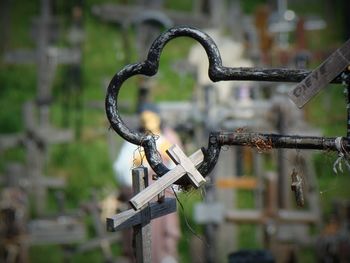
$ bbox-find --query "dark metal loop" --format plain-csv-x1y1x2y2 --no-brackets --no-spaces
105,26,223,147
105,26,226,180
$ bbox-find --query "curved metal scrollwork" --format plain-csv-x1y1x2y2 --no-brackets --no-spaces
106,26,349,186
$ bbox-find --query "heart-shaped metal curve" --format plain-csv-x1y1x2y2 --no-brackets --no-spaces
105,26,224,184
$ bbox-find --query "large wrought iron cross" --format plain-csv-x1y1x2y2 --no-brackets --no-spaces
105,26,350,192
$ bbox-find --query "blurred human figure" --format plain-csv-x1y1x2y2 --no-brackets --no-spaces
113,104,181,263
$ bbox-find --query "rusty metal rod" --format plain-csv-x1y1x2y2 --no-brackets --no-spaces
211,67,344,84
218,132,350,151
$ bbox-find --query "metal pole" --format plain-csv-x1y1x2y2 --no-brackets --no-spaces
218,132,349,151
211,67,344,83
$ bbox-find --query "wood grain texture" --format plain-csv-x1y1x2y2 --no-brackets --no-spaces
289,38,350,108
130,146,204,210
107,198,176,231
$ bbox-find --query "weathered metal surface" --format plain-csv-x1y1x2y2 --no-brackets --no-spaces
105,26,350,186
217,132,350,151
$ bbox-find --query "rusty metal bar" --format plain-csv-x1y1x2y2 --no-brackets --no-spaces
217,132,350,151
212,67,344,84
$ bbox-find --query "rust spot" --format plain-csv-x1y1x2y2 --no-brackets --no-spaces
251,136,273,152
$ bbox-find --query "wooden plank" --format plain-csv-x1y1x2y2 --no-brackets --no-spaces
132,167,151,263
87,192,113,261
225,209,318,224
47,47,81,65
0,133,24,152
289,38,350,108
36,127,73,144
27,218,86,245
194,202,224,224
36,176,65,188
216,177,257,189
76,233,121,252
214,147,237,262
166,144,206,187
3,49,36,64
225,210,262,224
129,146,204,210
107,198,176,232
107,167,179,263
278,210,318,224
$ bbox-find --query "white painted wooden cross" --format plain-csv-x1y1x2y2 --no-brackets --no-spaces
129,144,206,210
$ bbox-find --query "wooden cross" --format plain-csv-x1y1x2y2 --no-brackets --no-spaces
0,100,73,216
194,172,319,261
107,167,177,263
129,144,205,210
3,0,81,125
78,191,117,262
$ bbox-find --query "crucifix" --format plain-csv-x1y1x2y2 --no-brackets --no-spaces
1,0,79,215
107,166,177,263
78,191,118,263
22,101,72,215
0,100,73,215
129,144,205,210
3,0,81,126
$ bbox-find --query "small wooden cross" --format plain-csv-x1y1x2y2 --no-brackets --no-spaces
129,144,206,210
107,167,177,263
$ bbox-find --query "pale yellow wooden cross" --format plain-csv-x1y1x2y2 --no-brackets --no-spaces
130,144,206,210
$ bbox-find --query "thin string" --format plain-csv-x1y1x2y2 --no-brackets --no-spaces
333,137,350,174
132,145,145,168
319,151,340,195
171,186,210,248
